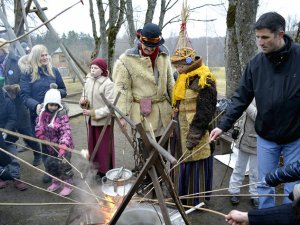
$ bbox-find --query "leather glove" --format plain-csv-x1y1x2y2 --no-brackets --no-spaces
289,183,300,201
0,168,14,180
264,172,280,187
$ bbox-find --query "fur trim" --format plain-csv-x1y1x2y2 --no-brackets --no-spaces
186,80,217,149
18,55,32,74
3,84,20,100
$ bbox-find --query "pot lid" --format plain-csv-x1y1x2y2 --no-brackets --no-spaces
106,167,132,182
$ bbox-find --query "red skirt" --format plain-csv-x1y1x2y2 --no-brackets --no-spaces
88,123,115,174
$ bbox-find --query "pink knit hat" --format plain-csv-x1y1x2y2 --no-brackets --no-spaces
91,58,108,76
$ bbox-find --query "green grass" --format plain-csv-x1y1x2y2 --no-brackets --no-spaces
211,67,226,97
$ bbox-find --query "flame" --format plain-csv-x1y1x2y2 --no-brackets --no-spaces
98,195,123,223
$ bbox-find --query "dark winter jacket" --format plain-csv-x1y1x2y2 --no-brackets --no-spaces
248,202,299,225
218,35,300,144
265,160,300,187
2,53,31,129
19,56,67,113
0,88,17,142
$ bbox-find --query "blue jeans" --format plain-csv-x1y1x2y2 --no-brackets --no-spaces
257,136,300,208
6,144,20,179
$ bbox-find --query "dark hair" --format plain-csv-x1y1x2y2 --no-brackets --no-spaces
255,12,285,33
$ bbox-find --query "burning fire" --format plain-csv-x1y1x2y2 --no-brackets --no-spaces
98,195,123,223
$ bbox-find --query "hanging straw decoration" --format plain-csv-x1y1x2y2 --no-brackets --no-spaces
171,0,195,63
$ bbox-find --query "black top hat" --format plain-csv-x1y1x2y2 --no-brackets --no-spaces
140,23,165,47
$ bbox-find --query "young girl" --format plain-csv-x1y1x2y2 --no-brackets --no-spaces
79,58,115,179
35,83,74,196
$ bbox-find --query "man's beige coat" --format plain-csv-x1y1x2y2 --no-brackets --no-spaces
112,45,174,133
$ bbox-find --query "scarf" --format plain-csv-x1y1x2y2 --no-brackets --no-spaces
172,63,216,106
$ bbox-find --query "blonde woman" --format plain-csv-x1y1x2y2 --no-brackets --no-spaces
19,44,67,183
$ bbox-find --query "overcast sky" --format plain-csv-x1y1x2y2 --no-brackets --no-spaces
35,0,300,38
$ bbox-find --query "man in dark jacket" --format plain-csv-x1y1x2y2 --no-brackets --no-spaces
0,38,41,166
225,160,300,225
210,12,300,209
0,81,27,190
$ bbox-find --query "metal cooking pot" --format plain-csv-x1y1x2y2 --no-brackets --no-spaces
101,167,133,196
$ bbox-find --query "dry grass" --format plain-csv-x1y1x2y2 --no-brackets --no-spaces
211,67,226,97
63,77,83,94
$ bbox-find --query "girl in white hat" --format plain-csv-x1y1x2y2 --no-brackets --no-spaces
35,83,74,196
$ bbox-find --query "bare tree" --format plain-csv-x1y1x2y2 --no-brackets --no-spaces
145,0,157,24
224,0,258,98
89,0,125,71
125,0,135,46
295,22,300,43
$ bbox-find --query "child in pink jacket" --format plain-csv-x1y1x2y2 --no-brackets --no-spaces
35,83,74,196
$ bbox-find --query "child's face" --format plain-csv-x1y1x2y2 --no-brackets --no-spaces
90,65,103,77
47,103,59,112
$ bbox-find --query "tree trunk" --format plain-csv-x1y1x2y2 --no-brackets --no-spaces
235,0,258,73
107,0,125,72
224,0,258,98
97,0,108,60
126,0,135,47
295,22,300,43
14,0,24,37
145,0,157,24
158,0,166,29
89,0,101,59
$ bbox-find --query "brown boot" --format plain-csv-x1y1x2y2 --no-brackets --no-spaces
0,179,8,189
14,180,28,191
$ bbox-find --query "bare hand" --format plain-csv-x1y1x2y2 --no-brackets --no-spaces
120,118,127,129
209,127,223,142
225,210,249,225
36,104,42,115
82,109,91,116
79,97,89,109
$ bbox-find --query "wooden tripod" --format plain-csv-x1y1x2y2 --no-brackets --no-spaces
100,94,191,225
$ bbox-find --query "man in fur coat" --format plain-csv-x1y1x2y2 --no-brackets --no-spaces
112,23,174,143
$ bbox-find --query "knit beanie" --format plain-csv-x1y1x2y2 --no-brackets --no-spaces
91,58,108,76
39,83,63,128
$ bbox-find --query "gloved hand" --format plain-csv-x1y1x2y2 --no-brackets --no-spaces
58,144,67,158
289,183,300,201
2,132,7,140
264,172,280,187
0,168,14,181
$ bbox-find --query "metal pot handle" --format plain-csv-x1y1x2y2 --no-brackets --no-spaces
101,176,107,185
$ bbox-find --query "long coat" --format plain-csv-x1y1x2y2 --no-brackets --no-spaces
112,44,174,134
80,74,115,126
3,53,31,129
